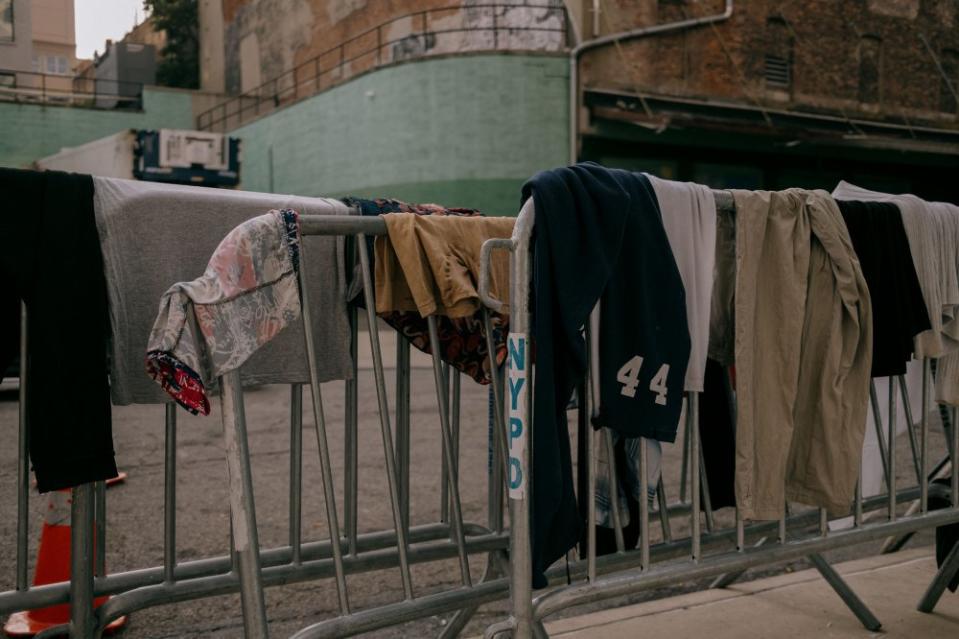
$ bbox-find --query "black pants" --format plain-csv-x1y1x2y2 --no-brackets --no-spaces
0,168,117,492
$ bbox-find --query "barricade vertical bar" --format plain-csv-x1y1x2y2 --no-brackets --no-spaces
690,393,701,562
297,251,352,613
656,478,672,543
855,471,863,528
921,359,930,513
603,429,626,553
586,311,598,581
889,377,898,521
819,509,828,537
345,303,359,556
453,371,462,512
164,403,177,581
508,200,534,639
869,382,891,490
16,302,28,592
290,384,303,565
639,437,650,570
356,235,414,600
482,309,507,530
220,371,269,638
898,375,923,483
952,405,958,507
396,338,411,536
698,443,715,533
70,484,96,639
427,316,473,587
680,416,690,504
483,308,509,532
95,481,106,577
441,364,451,524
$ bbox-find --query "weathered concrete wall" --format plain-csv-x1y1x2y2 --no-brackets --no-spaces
0,87,195,167
216,0,567,95
576,0,959,126
231,53,568,215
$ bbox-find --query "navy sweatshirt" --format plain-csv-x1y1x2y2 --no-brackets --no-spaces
523,163,689,587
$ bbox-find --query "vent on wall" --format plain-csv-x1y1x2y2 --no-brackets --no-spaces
764,55,791,88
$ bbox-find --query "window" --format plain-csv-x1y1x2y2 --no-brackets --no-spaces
859,35,882,104
941,49,958,114
765,17,793,90
44,56,69,75
0,0,13,42
31,56,39,72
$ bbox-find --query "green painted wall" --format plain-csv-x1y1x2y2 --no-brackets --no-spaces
233,54,569,215
0,88,194,168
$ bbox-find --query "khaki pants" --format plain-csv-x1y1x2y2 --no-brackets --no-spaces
731,189,872,520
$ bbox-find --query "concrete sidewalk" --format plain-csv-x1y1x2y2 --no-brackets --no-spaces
542,548,959,638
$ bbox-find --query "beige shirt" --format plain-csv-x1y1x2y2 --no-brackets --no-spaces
375,213,514,318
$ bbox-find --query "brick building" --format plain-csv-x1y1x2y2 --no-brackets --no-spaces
571,0,959,201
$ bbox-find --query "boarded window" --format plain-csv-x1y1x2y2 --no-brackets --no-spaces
859,35,882,104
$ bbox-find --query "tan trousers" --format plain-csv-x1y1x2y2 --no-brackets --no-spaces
731,190,872,520
375,213,514,318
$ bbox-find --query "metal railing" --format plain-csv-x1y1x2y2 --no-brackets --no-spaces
482,194,959,638
1,206,512,638
195,2,570,133
4,188,959,638
0,69,145,110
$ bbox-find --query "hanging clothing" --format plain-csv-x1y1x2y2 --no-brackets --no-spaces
833,181,959,404
836,200,930,377
375,213,513,317
146,210,303,416
646,175,717,392
729,189,872,520
345,197,509,385
94,177,352,405
595,175,718,533
523,162,689,587
0,168,118,492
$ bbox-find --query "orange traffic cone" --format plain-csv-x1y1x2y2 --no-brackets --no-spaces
3,490,127,637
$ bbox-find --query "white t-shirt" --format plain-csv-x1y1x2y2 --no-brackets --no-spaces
647,174,717,393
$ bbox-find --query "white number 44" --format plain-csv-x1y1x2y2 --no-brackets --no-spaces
616,355,669,405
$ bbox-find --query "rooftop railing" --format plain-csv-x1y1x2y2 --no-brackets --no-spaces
196,2,570,133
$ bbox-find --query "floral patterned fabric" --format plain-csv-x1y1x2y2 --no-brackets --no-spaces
343,197,508,384
146,209,302,415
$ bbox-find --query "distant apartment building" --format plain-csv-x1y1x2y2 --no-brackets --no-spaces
0,0,34,79
29,0,75,76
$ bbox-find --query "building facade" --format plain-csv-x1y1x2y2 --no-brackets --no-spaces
197,0,571,213
570,0,959,201
0,0,33,76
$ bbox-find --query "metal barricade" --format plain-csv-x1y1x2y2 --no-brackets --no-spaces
5,195,959,638
482,195,959,638
1,212,514,638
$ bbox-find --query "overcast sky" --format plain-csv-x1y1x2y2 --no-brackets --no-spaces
74,0,147,59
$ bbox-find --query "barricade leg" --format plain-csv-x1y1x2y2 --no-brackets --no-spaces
917,540,959,612
807,553,881,630
219,371,269,638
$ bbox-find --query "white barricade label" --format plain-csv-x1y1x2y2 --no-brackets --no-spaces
507,332,528,499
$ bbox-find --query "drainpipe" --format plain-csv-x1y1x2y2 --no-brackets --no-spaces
568,0,735,163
